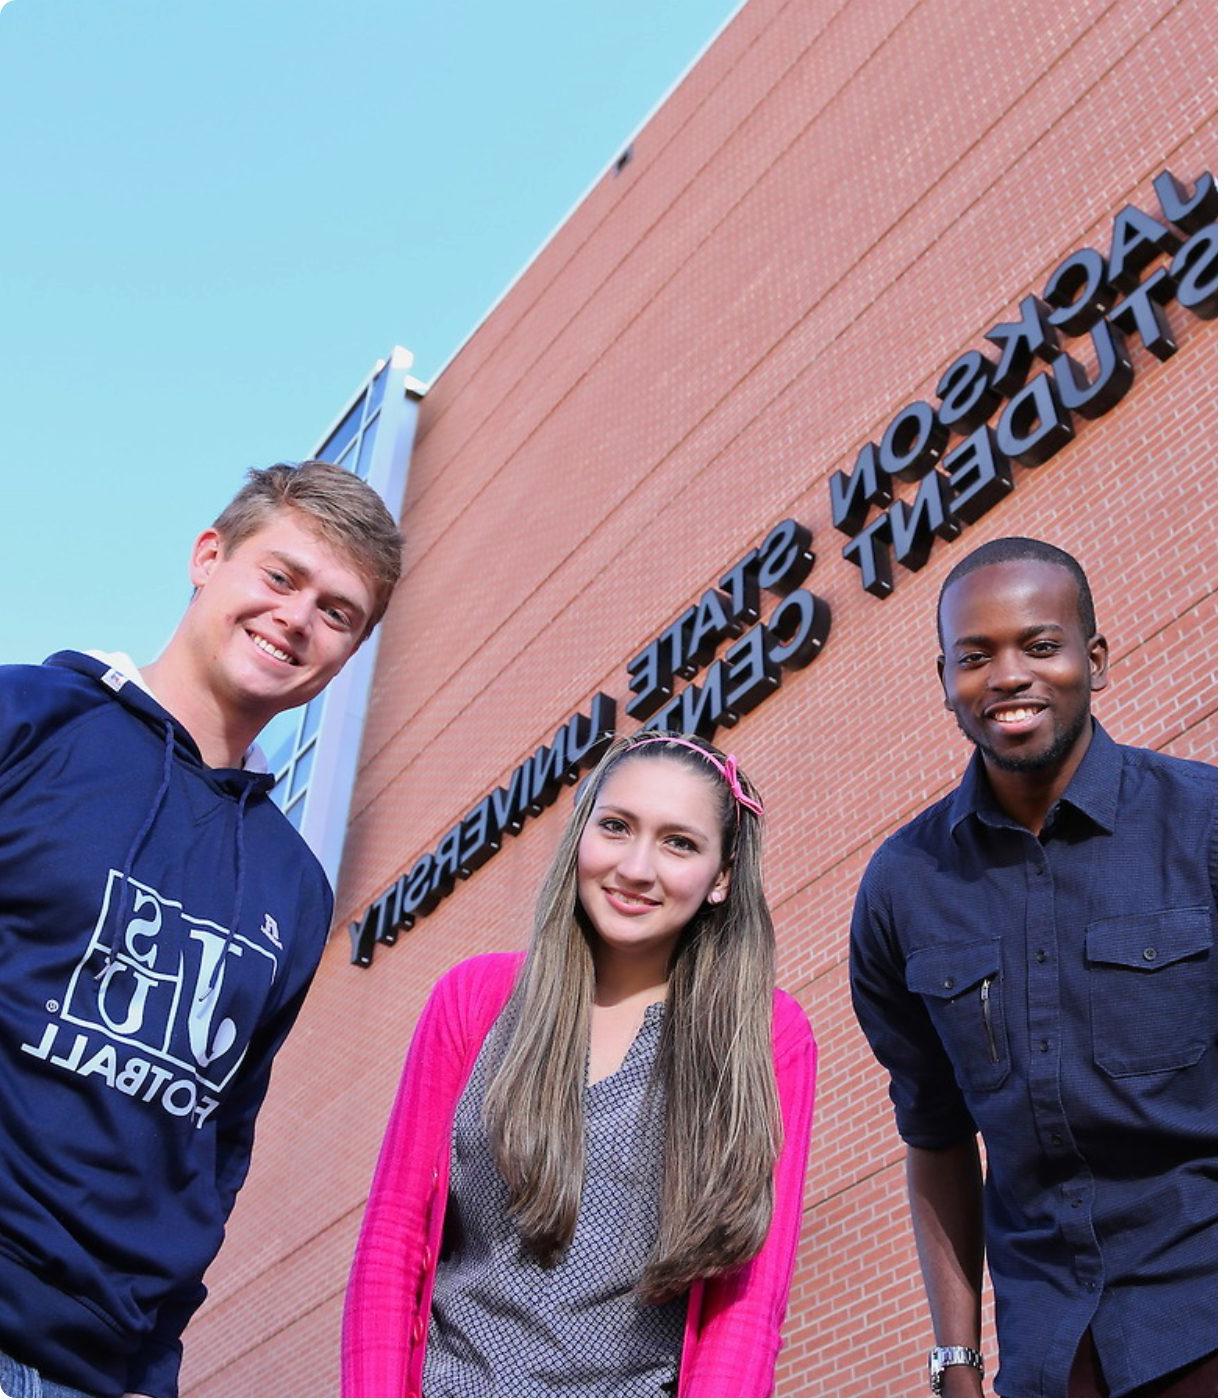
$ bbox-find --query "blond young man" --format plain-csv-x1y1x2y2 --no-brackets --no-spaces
0,462,402,1398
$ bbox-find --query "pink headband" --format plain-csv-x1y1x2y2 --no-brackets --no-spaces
629,735,765,816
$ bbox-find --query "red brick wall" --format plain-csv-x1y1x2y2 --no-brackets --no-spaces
182,0,1216,1393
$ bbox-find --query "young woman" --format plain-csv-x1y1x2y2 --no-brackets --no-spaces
343,731,817,1398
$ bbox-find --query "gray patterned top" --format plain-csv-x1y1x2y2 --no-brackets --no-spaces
422,1001,688,1397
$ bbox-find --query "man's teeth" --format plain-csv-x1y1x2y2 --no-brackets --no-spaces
252,635,294,663
994,707,1041,722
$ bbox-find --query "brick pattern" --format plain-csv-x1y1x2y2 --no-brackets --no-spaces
181,0,1217,1393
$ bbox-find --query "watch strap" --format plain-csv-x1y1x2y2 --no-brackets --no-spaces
929,1345,984,1395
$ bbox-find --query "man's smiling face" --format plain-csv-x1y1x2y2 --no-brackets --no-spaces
183,507,374,728
937,558,1108,779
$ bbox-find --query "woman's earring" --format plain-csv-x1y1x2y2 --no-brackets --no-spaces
707,891,724,905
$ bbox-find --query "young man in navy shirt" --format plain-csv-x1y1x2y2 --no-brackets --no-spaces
850,537,1216,1398
0,461,402,1397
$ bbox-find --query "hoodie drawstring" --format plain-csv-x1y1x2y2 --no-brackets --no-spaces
97,720,175,979
202,783,252,1001
97,716,259,1004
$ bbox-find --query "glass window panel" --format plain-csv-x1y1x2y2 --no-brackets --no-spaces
368,361,389,414
318,395,364,464
355,420,378,480
320,431,356,466
301,690,326,744
284,794,305,831
290,739,316,803
270,772,288,809
259,708,301,777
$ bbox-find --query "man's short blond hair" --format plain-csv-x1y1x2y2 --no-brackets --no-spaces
213,461,404,639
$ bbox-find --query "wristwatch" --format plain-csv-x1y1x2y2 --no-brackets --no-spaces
928,1346,984,1395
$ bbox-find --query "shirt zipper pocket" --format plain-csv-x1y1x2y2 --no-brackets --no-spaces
980,976,999,1063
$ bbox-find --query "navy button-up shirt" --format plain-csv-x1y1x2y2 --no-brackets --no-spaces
850,723,1216,1397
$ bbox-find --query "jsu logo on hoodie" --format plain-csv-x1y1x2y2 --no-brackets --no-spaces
22,872,281,1124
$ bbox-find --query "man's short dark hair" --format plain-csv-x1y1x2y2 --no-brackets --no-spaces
937,537,1096,646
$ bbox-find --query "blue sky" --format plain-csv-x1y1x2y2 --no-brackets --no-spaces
1,0,741,669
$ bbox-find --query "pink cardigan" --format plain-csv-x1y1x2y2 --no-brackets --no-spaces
342,953,817,1398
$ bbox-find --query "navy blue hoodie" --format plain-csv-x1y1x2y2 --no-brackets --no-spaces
0,652,333,1396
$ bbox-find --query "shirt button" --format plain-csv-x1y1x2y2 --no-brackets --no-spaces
1051,1133,1063,1146
1039,1039,1051,1053
944,977,955,989
1036,949,1048,963
422,1246,434,1269
1143,947,1158,962
1071,1199,1083,1208
412,1317,425,1344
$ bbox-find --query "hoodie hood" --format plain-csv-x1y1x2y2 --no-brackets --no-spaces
83,649,271,774
48,650,275,799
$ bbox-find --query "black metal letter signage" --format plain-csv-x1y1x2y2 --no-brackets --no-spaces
354,170,1218,968
833,170,1217,595
830,441,892,536
638,520,829,739
350,693,616,966
1169,223,1218,318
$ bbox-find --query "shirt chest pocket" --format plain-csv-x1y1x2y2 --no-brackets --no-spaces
1085,907,1215,1077
905,939,1010,1092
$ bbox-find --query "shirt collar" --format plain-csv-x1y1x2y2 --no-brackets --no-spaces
948,719,1122,835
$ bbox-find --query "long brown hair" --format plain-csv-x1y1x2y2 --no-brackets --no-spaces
483,731,781,1300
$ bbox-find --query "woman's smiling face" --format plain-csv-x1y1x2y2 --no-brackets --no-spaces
576,755,729,966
